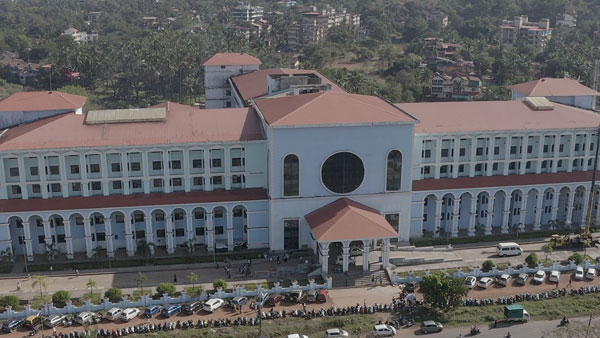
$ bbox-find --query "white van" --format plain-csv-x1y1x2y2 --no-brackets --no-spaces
75,312,94,325
106,308,123,322
496,243,522,257
121,308,140,322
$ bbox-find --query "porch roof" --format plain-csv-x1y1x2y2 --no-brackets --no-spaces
305,198,398,242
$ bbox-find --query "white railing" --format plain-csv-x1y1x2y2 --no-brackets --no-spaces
0,277,333,320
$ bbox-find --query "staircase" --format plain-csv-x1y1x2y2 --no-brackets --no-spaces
331,263,390,288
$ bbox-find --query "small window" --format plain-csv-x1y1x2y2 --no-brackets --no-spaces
509,162,516,170
226,101,232,108
89,163,100,173
193,177,204,186
458,164,464,173
135,230,146,239
30,167,39,176
153,179,163,188
170,160,181,170
423,149,431,158
440,165,448,173
155,213,165,221
57,234,66,243
131,180,142,189
192,159,203,169
459,148,465,157
475,164,482,171
194,211,205,220
130,162,141,171
493,163,499,170
527,145,533,154
171,178,182,187
115,215,125,223
232,175,244,184
510,146,517,154
559,144,564,152
175,228,185,237
220,65,226,69
32,184,41,193
195,227,205,236
441,149,449,157
215,226,224,235
72,183,81,191
211,176,223,185
111,163,121,172
225,89,231,96
152,161,162,170
231,157,243,167
526,161,531,169
214,209,224,218
90,181,101,191
174,211,184,221
134,213,144,222
49,165,59,175
11,185,21,195
50,183,61,192
476,147,483,156
494,146,500,155
70,165,80,174
9,168,19,177
423,166,431,174
112,181,122,190
38,235,45,244
96,233,106,241
211,158,222,168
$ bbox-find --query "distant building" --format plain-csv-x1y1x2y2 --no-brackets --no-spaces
233,3,264,23
286,6,360,51
0,54,39,85
86,11,102,22
425,11,449,28
500,15,552,50
61,28,99,44
430,72,482,99
556,13,576,28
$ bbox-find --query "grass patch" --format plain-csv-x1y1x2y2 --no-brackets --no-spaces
240,282,269,291
496,262,510,270
412,229,569,247
184,287,203,297
29,296,51,310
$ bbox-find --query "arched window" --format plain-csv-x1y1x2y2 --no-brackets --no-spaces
386,150,402,191
283,154,299,197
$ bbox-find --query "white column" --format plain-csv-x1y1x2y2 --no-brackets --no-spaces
594,190,600,226
487,136,495,176
382,238,391,268
83,218,93,258
121,153,130,195
362,240,371,272
125,216,135,257
452,138,460,178
183,149,191,192
165,214,174,254
38,156,49,199
534,192,544,231
583,133,591,171
551,190,560,223
468,197,477,236
63,220,74,259
469,137,477,177
536,136,544,174
206,212,214,251
434,138,441,179
501,195,511,233
567,134,576,172
79,153,89,197
23,222,33,261
162,151,171,193
565,191,575,226
451,198,460,237
434,198,443,237
224,147,231,190
580,190,591,227
518,193,528,229
520,136,529,174
100,152,109,195
204,150,212,191
104,218,114,257
17,156,28,200
59,154,68,197
318,242,330,276
341,241,350,273
503,136,511,175
185,213,194,241
226,211,234,250
552,135,560,173
42,220,53,247
142,151,150,194
485,196,495,235
144,216,155,255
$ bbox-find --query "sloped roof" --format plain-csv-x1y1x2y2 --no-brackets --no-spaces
202,53,262,66
0,103,265,151
255,91,417,127
305,198,398,242
0,91,87,112
396,101,600,134
230,68,343,103
509,78,600,97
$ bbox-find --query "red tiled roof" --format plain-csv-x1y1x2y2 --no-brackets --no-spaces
255,91,417,127
305,198,398,242
412,171,595,192
0,91,87,112
0,188,268,213
509,78,600,97
396,101,600,134
230,68,343,103
202,53,262,66
0,104,265,151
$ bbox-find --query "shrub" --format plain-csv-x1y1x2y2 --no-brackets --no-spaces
0,295,19,309
52,290,71,307
104,288,122,303
481,260,494,272
213,279,227,290
184,286,203,297
156,283,176,296
525,252,538,268
569,253,584,265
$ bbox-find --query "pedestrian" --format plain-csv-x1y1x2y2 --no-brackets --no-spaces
75,269,79,277
49,265,53,272
380,277,383,286
53,327,56,334
227,270,231,279
568,278,572,286
173,274,177,283
371,275,375,282
269,256,273,264
277,256,281,264
284,253,289,263
302,302,306,312
239,304,243,314
364,299,366,308
16,281,21,291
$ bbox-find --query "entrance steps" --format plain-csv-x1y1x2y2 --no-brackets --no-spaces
331,264,390,288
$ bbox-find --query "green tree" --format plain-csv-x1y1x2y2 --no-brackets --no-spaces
525,252,539,268
213,279,227,290
569,253,585,265
481,260,494,272
104,288,122,303
542,242,554,261
32,275,48,300
85,279,97,298
135,272,147,295
51,290,71,307
156,282,176,296
0,295,19,309
419,273,468,313
187,272,198,292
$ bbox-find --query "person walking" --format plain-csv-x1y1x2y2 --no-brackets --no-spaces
277,256,281,264
173,274,177,283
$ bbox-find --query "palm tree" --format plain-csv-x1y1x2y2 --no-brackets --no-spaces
583,238,592,258
187,272,198,293
135,272,147,296
548,219,557,231
85,279,97,298
185,239,195,262
542,242,554,261
32,275,48,300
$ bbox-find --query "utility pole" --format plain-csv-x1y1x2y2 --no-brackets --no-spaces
593,59,600,92
585,124,600,236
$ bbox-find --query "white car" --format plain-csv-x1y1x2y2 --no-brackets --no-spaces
203,298,224,312
478,277,493,289
75,312,94,325
372,324,397,337
549,270,561,283
324,328,349,337
349,247,363,256
464,276,476,289
533,270,546,284
586,268,597,280
121,308,140,322
574,266,584,280
498,274,512,286
334,255,356,266
287,335,308,338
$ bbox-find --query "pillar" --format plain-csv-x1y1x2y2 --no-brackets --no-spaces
206,212,214,251
551,190,560,223
63,220,74,259
565,191,575,226
104,218,114,257
42,220,53,247
382,238,391,269
318,242,330,275
22,221,33,261
165,215,175,254
341,241,350,273
125,216,135,257
144,216,155,255
362,240,371,272
534,192,543,231
580,190,591,227
226,211,234,251
83,218,93,258
434,198,443,237
501,195,511,234
468,197,477,236
485,196,495,235
185,213,194,241
183,150,191,192
518,193,528,229
594,191,600,226
451,198,460,237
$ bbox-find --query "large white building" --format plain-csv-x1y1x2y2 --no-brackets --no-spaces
0,53,599,276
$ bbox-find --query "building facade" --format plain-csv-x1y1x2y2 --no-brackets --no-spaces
500,15,552,50
0,53,599,269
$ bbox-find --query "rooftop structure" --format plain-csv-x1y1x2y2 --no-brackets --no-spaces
509,77,600,110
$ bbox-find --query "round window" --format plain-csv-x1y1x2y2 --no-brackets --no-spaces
321,152,364,194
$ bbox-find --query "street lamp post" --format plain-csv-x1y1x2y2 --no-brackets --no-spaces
20,229,28,273
257,304,262,336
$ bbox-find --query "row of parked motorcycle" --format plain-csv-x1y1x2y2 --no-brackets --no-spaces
463,285,600,306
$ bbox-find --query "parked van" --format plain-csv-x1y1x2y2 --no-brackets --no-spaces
496,243,522,257
498,274,512,286
24,315,41,328
44,315,66,328
106,308,123,322
75,312,94,325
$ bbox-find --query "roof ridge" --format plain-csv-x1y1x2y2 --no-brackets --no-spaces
273,92,325,125
343,93,413,119
55,91,84,107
